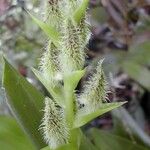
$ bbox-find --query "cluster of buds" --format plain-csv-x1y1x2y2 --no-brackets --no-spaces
31,0,124,149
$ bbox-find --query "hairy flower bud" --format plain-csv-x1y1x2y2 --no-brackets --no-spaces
79,17,90,47
60,19,86,72
78,60,108,113
45,0,62,28
40,41,61,85
41,97,69,149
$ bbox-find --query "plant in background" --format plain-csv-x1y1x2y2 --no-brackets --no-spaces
2,0,126,150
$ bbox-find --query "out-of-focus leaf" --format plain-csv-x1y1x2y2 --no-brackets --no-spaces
91,7,107,23
123,62,150,91
112,108,150,148
0,115,35,150
3,58,46,149
129,42,150,65
74,102,126,128
28,12,60,46
73,0,89,24
15,37,42,52
88,128,149,150
79,134,98,150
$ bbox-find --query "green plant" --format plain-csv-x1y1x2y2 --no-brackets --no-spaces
2,0,126,150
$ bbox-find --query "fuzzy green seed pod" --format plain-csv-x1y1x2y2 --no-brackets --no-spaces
41,97,69,149
60,19,86,72
79,17,90,47
40,41,61,86
78,60,108,113
58,0,90,72
62,0,90,45
45,0,63,28
43,0,90,74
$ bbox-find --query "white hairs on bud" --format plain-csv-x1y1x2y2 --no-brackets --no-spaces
78,59,108,113
39,41,61,85
45,0,63,28
41,97,69,149
60,18,87,72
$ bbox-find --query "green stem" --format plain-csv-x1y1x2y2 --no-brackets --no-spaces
64,88,74,128
64,75,78,149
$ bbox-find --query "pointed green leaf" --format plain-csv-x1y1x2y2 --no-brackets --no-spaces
32,68,52,94
2,58,46,149
32,68,64,107
73,0,89,24
28,12,60,46
0,116,36,150
64,69,85,91
74,102,126,128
